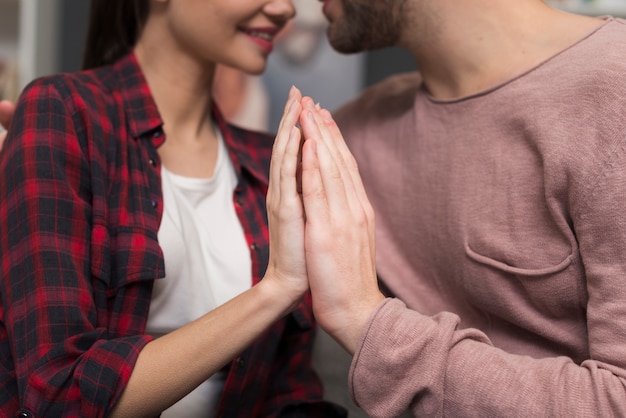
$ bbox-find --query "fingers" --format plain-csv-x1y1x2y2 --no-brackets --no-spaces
264,86,309,301
300,107,351,221
299,98,377,267
300,138,329,225
280,125,303,205
318,107,371,211
298,100,382,351
300,97,356,215
317,107,376,264
268,86,302,207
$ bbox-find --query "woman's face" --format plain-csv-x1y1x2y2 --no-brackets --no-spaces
160,0,296,74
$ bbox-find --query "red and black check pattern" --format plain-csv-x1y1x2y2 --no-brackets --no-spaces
0,53,344,418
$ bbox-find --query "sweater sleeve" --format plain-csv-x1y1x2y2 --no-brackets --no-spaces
344,73,626,418
350,295,626,417
0,78,152,417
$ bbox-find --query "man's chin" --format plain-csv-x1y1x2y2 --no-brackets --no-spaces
326,29,364,54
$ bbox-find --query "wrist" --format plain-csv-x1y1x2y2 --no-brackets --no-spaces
258,273,306,315
325,292,386,355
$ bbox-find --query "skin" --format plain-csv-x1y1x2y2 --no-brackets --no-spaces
2,6,306,408
111,86,306,417
212,66,249,122
0,100,14,150
1,0,609,383
299,99,384,354
2,4,303,415
323,0,409,54
135,0,294,179
0,18,304,413
300,0,606,354
107,0,302,415
321,0,603,98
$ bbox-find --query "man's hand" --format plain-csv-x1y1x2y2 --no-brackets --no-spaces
299,97,385,355
0,100,16,150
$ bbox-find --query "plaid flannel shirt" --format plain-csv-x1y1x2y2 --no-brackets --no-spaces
0,53,345,418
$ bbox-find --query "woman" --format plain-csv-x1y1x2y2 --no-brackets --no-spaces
0,1,344,417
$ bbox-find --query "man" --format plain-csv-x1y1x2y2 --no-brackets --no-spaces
296,0,626,416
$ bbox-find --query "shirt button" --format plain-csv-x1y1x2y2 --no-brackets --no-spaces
236,357,245,366
235,199,243,207
250,243,257,251
152,130,162,138
149,158,157,167
151,200,158,209
16,410,34,418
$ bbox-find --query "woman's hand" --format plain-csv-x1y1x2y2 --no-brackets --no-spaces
0,100,16,150
299,97,385,354
113,88,312,416
263,86,308,309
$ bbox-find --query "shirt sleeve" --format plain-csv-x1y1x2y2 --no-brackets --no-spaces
0,78,152,417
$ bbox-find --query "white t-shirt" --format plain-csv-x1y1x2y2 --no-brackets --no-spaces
145,130,251,417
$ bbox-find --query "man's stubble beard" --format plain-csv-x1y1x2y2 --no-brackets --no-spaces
326,0,408,54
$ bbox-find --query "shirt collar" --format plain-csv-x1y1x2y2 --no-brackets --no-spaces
212,104,270,185
113,52,164,140
112,52,269,184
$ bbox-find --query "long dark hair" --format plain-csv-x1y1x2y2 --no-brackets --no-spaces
82,0,150,70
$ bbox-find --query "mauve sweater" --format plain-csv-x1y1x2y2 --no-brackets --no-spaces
334,17,626,417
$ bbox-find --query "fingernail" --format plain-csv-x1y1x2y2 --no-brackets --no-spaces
288,85,297,100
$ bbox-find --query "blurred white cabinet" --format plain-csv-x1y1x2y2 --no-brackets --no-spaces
0,0,60,100
547,0,626,17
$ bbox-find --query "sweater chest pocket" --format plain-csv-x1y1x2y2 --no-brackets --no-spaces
91,223,164,296
462,236,582,320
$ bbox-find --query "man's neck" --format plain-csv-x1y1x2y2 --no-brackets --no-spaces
401,1,604,99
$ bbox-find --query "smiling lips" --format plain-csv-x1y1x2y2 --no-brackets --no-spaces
241,28,279,54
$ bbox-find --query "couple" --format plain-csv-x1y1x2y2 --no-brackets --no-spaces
1,0,626,417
